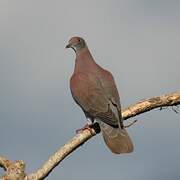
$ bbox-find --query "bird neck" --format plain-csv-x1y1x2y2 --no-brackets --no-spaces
74,48,97,73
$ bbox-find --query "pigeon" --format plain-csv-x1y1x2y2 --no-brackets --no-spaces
66,37,133,154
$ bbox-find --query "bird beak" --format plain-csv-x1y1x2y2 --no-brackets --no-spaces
65,44,71,49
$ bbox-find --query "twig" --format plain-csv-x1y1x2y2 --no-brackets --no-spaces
124,119,138,128
172,106,179,113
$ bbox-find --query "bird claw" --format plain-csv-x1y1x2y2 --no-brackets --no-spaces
76,124,94,135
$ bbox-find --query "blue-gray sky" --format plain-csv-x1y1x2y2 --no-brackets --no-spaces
0,0,180,179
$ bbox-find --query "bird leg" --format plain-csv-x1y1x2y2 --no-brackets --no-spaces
76,118,94,134
76,124,93,134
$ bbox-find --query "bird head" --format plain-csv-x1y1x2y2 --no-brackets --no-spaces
66,37,86,52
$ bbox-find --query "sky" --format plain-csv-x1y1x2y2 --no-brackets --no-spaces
0,0,180,179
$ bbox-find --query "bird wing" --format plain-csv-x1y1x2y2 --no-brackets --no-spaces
70,72,119,126
97,68,122,121
97,68,121,105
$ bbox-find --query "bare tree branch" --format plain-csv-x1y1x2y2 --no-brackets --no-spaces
25,123,100,180
0,156,12,171
0,156,26,180
122,91,180,120
1,91,180,180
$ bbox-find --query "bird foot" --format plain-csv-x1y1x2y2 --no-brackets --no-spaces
76,124,94,134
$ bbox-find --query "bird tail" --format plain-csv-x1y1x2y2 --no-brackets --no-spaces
99,121,133,154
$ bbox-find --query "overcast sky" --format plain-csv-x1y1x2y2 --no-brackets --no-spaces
0,0,180,179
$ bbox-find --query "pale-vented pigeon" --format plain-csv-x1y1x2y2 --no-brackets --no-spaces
66,37,133,154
